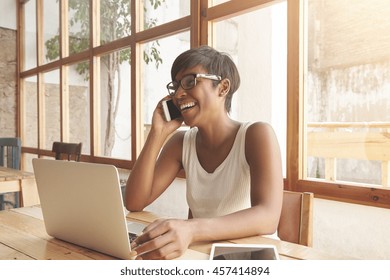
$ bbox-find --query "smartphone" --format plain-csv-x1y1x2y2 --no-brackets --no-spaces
162,99,181,121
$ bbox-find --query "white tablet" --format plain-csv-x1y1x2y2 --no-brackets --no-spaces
209,243,279,260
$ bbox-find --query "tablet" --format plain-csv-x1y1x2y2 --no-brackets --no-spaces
209,243,279,260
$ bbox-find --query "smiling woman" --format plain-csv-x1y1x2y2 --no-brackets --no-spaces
125,46,284,260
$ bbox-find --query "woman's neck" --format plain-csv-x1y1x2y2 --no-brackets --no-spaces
196,117,241,149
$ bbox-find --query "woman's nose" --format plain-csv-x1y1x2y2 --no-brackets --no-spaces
174,87,187,98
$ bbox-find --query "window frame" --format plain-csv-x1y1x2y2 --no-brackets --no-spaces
287,0,390,208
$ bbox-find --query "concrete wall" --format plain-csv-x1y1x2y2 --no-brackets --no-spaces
0,27,17,137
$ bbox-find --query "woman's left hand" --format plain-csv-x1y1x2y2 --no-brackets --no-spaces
131,218,194,260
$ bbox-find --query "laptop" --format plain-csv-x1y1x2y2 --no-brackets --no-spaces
32,158,209,260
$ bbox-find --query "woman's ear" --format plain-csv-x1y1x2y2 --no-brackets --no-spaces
219,78,231,97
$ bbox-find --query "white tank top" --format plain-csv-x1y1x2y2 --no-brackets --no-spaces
182,122,252,219
182,122,278,239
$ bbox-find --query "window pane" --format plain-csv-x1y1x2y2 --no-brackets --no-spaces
98,49,131,160
43,69,60,150
43,0,59,64
211,0,230,6
68,0,90,55
304,0,390,187
23,76,38,148
214,2,287,176
68,62,91,155
23,153,38,173
142,32,190,142
100,0,131,45
142,0,189,30
23,0,36,70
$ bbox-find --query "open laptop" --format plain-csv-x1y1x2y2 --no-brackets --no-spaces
32,158,209,260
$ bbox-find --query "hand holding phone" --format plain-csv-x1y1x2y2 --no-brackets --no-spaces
162,99,181,121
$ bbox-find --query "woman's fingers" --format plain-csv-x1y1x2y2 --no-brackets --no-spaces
136,239,183,260
131,219,190,260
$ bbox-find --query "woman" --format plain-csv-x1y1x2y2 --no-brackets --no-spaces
125,46,283,260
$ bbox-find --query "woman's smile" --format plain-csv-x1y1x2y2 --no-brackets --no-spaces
178,101,197,112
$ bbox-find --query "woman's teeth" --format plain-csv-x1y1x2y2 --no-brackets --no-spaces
180,102,196,111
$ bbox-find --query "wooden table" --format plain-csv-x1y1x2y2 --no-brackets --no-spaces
0,167,39,208
0,205,353,260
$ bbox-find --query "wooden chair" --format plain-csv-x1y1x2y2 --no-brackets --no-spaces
278,190,314,247
0,137,22,209
52,142,82,161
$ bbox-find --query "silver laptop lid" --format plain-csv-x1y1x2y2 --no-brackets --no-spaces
32,158,133,259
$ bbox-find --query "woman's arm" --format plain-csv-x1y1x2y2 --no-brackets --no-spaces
125,99,184,211
131,122,284,259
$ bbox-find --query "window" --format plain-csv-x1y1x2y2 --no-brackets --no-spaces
288,0,390,207
100,0,131,44
142,0,190,30
18,0,193,169
43,69,61,150
43,0,59,64
22,76,38,148
22,0,36,70
68,61,91,155
68,0,90,56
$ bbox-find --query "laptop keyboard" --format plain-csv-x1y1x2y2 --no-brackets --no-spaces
128,232,137,243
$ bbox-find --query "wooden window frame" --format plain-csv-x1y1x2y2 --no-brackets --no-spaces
286,0,390,209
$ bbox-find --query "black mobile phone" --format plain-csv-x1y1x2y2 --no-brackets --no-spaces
162,99,181,121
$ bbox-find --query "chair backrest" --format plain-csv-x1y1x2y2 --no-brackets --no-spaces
52,142,82,161
0,137,21,169
277,190,314,247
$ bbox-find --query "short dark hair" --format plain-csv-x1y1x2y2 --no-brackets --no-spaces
170,45,240,112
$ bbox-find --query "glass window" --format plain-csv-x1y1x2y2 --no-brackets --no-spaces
68,62,91,155
23,76,38,148
100,0,131,45
43,0,59,64
23,153,38,172
68,0,90,55
214,1,287,176
304,0,390,187
43,69,60,150
23,0,36,70
211,0,230,6
98,49,131,160
142,0,190,30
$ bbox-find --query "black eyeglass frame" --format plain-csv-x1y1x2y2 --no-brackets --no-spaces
166,73,222,96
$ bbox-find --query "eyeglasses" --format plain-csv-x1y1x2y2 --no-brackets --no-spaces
166,73,222,96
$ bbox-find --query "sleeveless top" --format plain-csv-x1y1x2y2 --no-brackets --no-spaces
182,122,279,239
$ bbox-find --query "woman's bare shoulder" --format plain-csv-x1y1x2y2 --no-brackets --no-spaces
161,129,187,153
246,121,275,139
245,122,279,160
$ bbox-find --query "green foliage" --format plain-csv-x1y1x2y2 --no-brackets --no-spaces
45,35,60,61
45,0,165,80
149,0,164,9
143,41,162,68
